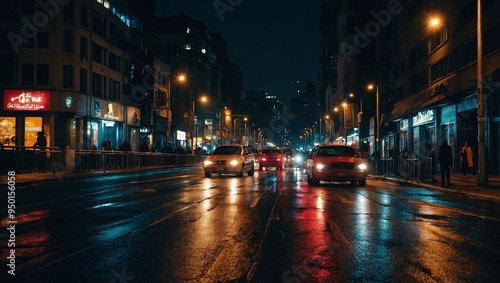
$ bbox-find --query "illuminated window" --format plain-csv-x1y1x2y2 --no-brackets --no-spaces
0,117,16,146
25,117,43,147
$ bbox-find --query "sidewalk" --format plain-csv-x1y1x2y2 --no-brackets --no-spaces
2,169,500,202
373,172,500,203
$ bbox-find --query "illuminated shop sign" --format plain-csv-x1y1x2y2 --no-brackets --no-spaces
65,96,72,108
412,110,435,126
3,90,50,111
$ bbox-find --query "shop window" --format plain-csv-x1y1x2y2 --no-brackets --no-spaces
25,117,43,147
0,117,16,146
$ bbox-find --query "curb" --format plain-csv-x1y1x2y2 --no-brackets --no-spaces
370,175,500,203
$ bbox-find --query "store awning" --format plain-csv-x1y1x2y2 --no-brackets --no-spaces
385,87,447,123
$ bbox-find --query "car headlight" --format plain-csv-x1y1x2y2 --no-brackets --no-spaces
229,159,239,166
315,163,326,170
204,160,213,166
357,163,367,170
295,156,302,162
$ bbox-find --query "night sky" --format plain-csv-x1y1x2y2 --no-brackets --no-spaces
156,0,322,99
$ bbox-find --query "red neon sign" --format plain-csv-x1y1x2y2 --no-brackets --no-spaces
3,90,50,111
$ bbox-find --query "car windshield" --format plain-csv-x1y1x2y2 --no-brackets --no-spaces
262,149,282,155
212,146,242,155
316,146,358,157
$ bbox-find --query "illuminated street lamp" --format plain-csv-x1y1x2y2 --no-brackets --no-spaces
367,84,380,155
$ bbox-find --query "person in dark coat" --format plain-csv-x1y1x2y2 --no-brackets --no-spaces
33,132,47,172
437,139,453,188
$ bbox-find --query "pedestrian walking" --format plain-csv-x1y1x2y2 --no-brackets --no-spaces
33,131,47,172
437,139,453,188
459,140,475,176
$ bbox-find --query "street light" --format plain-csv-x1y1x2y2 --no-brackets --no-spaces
304,128,312,149
192,95,208,151
367,84,380,156
243,117,248,145
477,0,487,186
349,92,363,147
333,102,348,144
233,117,240,143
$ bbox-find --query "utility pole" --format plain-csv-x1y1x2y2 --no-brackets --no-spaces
477,0,488,186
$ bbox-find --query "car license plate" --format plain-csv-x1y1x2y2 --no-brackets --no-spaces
217,166,224,171
337,172,346,177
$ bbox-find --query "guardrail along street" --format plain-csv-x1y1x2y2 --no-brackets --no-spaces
0,146,201,174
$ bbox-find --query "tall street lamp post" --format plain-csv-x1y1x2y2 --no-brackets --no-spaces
192,96,208,152
477,0,488,186
367,84,379,155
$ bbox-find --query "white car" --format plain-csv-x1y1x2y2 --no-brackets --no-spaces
203,145,255,177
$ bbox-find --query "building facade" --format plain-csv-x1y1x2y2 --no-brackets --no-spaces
320,0,500,173
0,0,146,151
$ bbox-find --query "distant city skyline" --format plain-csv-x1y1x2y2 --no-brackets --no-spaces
156,0,322,99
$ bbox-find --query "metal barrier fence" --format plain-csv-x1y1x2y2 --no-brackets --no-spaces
0,146,201,175
369,158,435,183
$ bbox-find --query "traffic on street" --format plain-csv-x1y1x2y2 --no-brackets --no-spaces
1,166,499,282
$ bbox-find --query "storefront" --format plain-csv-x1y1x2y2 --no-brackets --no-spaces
2,90,50,147
398,119,409,157
86,99,124,151
410,110,436,159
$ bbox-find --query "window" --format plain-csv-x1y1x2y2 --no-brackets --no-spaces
92,73,103,98
92,10,107,38
37,32,49,49
63,30,74,52
22,63,34,85
81,5,88,28
0,0,16,21
431,56,454,82
25,117,43,147
409,68,428,92
430,27,448,51
80,68,87,93
109,79,120,101
409,41,427,66
109,52,120,71
0,117,16,146
454,40,476,69
21,0,35,15
93,42,103,64
63,65,73,88
80,36,88,59
63,0,74,24
110,23,122,46
37,64,49,86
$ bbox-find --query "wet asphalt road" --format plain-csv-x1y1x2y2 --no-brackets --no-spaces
1,166,499,282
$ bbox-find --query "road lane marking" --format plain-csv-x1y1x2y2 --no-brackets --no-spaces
249,183,275,208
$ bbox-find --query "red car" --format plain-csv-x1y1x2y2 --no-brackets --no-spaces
305,145,368,186
259,148,283,170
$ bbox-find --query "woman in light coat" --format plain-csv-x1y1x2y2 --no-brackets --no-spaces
460,140,475,176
